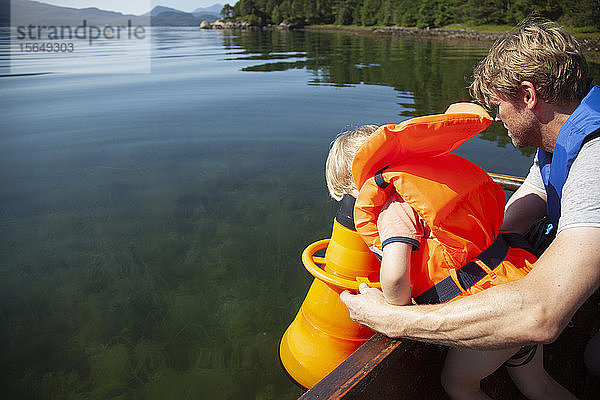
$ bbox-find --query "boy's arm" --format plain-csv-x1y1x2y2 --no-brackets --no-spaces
377,197,419,306
380,243,412,305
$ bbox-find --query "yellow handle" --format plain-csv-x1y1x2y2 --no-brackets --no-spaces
301,239,381,291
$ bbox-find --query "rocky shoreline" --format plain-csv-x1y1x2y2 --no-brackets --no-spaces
306,26,600,55
307,25,507,42
201,21,600,56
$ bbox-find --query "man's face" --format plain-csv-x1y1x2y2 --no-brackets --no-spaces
493,95,540,149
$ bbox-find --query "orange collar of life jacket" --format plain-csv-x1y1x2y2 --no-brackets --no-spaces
352,102,493,191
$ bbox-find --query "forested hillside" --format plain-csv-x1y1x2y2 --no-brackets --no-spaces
224,0,599,30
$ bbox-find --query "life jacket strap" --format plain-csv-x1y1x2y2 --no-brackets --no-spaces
582,129,600,147
414,233,533,304
374,166,391,189
335,194,357,230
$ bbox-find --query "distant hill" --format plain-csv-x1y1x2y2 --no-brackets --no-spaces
0,0,9,27
6,1,218,27
146,5,219,26
192,4,223,16
144,6,183,17
193,14,220,23
151,11,216,26
132,5,220,26
145,4,222,22
9,0,147,26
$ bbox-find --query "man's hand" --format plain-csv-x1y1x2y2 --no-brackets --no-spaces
340,283,397,336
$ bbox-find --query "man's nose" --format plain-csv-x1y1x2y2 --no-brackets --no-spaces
495,114,502,122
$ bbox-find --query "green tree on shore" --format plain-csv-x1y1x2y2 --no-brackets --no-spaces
221,3,234,18
230,0,599,30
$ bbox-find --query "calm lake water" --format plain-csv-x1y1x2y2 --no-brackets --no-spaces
1,27,599,400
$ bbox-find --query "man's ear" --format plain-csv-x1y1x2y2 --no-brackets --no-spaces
520,81,538,110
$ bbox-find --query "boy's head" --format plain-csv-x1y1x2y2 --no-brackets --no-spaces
326,125,379,201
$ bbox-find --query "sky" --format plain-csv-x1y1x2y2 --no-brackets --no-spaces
34,1,237,15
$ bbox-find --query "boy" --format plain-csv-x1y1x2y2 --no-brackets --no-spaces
325,105,574,399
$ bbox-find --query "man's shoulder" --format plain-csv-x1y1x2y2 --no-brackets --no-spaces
575,134,600,164
559,135,600,231
566,134,600,188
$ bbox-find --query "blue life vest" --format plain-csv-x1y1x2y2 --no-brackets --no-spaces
538,85,600,227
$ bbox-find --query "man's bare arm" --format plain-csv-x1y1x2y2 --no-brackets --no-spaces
502,182,547,234
340,226,600,350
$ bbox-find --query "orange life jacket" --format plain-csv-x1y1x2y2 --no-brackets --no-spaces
353,103,537,303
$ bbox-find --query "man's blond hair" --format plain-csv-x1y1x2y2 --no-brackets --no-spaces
326,125,379,201
470,18,591,109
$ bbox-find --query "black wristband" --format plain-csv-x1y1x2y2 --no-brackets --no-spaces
381,236,420,251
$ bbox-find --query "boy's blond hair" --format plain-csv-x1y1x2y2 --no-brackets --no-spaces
326,125,379,201
470,18,591,109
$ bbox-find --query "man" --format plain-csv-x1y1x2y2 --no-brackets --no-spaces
340,19,600,353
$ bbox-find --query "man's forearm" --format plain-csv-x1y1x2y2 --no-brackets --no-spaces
377,281,539,349
341,227,600,350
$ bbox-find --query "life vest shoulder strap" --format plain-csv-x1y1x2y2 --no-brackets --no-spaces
414,233,534,304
